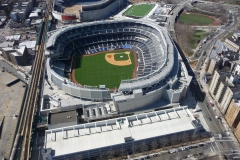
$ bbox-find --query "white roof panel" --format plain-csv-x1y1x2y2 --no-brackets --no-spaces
45,107,196,156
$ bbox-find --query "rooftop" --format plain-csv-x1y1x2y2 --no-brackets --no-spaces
0,41,15,48
19,41,36,49
45,107,197,157
49,110,77,125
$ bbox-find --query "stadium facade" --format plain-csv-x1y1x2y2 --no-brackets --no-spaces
44,19,191,114
52,0,125,21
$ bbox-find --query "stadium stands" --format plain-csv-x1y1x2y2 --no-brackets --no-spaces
45,19,186,101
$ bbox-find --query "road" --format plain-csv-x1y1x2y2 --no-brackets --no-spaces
189,9,240,159
165,0,240,157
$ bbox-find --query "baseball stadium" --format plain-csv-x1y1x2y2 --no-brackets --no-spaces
45,19,191,113
52,0,125,21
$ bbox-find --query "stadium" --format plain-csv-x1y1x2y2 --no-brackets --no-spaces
45,19,192,113
52,0,125,21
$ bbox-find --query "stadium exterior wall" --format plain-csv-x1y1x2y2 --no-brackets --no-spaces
52,10,76,21
80,0,125,21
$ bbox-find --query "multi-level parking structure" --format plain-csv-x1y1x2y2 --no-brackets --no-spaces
52,0,125,21
45,19,191,112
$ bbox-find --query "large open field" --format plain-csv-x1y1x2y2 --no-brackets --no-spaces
178,13,217,25
72,50,137,89
123,4,154,17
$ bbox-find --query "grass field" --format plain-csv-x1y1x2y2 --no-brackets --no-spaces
73,50,136,88
178,13,214,25
190,30,207,48
123,4,154,17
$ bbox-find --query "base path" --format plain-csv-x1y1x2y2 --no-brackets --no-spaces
105,51,132,66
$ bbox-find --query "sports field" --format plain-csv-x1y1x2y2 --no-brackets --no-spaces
178,13,215,25
72,50,137,88
123,4,154,17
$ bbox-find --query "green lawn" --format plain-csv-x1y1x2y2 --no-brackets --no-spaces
123,4,154,17
190,30,207,48
74,50,135,88
178,13,214,25
114,53,129,61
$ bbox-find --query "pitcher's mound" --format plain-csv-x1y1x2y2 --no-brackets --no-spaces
107,55,112,58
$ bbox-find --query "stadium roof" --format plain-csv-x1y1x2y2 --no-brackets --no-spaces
45,107,197,156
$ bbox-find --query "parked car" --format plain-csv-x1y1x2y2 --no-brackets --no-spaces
169,149,177,153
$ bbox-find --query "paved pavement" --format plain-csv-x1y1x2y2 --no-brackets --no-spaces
0,71,26,159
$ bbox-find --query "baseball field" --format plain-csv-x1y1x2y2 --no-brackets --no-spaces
71,50,137,89
178,13,217,25
123,4,154,17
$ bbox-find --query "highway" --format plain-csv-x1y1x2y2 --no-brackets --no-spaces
9,0,52,159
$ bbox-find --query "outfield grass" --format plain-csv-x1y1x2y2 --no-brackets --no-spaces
74,50,135,88
123,4,154,17
178,13,214,25
114,53,129,61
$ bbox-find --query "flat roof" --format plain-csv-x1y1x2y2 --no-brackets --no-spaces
45,107,196,157
50,110,77,125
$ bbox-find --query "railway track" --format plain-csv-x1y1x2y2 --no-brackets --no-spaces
10,1,52,160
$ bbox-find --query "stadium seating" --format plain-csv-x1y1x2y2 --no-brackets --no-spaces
47,20,173,93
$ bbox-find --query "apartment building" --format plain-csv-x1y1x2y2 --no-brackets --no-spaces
225,33,240,52
207,59,217,75
234,122,240,142
225,99,240,128
209,71,240,114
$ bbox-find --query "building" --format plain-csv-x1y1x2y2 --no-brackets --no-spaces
209,70,240,114
0,41,16,48
0,46,29,66
43,19,191,115
234,122,240,142
225,99,240,128
48,110,78,129
233,63,240,76
10,0,34,21
42,107,202,160
52,0,125,22
207,59,217,74
225,33,240,52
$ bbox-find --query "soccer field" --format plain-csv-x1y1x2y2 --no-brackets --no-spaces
123,4,154,17
178,13,215,25
72,50,136,88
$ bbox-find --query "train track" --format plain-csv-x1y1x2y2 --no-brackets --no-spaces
10,1,52,160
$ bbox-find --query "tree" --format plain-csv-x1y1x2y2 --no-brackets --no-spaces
182,132,191,145
170,134,179,147
132,144,140,154
151,140,158,151
140,142,149,155
159,137,169,150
